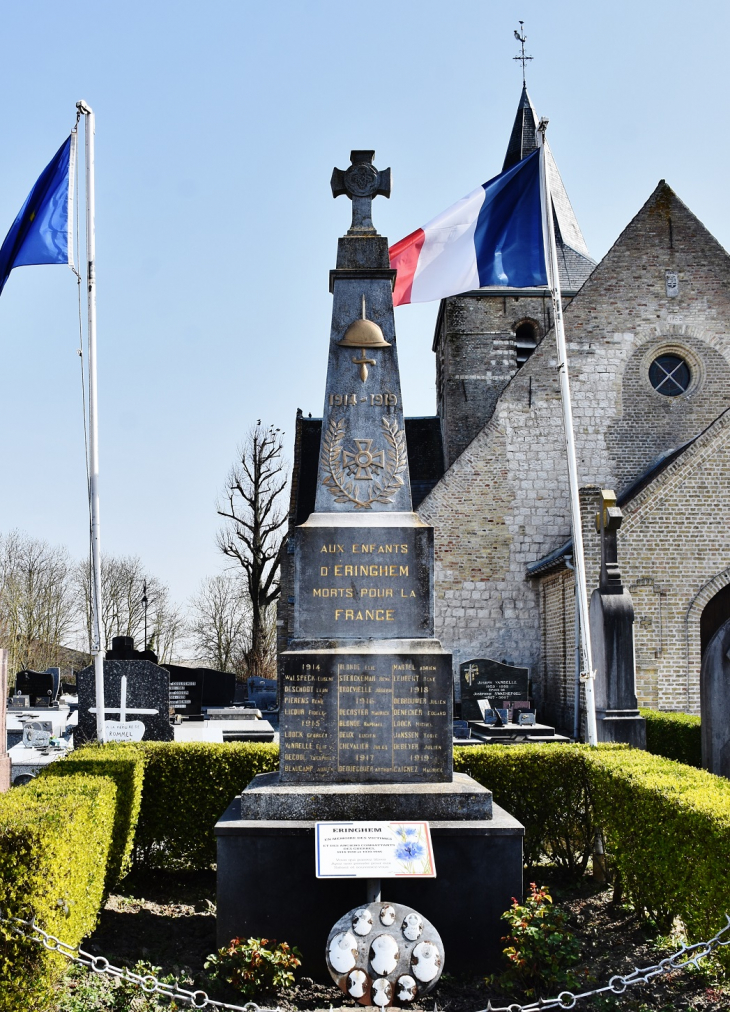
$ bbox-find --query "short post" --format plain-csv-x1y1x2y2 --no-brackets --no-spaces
366,878,381,903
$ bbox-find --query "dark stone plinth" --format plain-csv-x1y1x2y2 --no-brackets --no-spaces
76,660,173,743
239,771,491,821
293,515,434,640
280,648,452,784
459,658,529,719
596,709,648,748
215,802,523,976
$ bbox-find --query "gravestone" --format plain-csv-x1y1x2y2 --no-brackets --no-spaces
701,617,730,777
589,490,646,748
76,659,173,743
459,659,529,721
15,668,59,706
247,676,277,711
216,150,523,978
167,669,205,716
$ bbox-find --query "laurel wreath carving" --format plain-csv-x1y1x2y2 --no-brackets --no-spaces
321,415,407,509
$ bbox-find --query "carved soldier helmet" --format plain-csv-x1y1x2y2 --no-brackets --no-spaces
338,295,391,349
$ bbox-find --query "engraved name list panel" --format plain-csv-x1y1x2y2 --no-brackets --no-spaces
280,652,452,783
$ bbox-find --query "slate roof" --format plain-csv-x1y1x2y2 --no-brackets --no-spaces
290,415,445,526
499,85,595,293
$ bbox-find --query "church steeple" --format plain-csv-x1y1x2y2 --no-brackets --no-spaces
502,84,538,172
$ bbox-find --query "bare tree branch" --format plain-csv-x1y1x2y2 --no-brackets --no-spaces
215,422,289,679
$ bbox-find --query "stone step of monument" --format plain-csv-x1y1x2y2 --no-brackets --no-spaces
238,770,492,821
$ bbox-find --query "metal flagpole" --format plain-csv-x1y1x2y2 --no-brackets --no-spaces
76,99,105,744
537,118,598,746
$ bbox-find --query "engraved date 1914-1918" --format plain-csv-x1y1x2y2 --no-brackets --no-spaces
329,392,398,407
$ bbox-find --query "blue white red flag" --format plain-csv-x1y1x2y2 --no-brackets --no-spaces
0,134,76,296
389,149,547,306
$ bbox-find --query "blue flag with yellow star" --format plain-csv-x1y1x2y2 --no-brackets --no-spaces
0,134,76,296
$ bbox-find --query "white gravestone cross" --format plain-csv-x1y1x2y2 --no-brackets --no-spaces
88,673,158,742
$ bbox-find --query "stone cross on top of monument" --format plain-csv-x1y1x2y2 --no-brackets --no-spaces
331,150,391,235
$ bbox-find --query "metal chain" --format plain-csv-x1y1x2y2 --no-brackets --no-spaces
479,913,730,1011
2,911,729,1011
0,913,281,1011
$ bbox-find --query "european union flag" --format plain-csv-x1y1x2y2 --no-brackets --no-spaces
0,134,76,296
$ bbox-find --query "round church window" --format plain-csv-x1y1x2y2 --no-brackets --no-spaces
649,353,691,396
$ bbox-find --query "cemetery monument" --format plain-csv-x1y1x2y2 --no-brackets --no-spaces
215,151,523,986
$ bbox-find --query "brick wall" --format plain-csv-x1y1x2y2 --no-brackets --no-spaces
420,182,730,715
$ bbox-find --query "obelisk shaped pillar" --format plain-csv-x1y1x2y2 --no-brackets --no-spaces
315,151,411,514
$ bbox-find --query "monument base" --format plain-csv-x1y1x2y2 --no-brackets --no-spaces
215,776,524,977
596,708,647,748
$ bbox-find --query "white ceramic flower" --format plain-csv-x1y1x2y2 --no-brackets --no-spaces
411,940,441,983
401,912,423,941
370,933,399,975
372,978,393,1007
352,908,374,936
347,968,368,999
396,974,418,1002
328,930,358,974
379,904,396,926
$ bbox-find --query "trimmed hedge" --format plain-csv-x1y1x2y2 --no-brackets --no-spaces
134,742,278,869
39,742,146,887
0,774,116,1011
640,708,702,768
589,748,730,939
454,744,598,872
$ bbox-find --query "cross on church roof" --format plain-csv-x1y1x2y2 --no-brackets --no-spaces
513,21,533,86
331,150,391,236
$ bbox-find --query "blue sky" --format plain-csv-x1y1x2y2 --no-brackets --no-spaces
0,0,726,627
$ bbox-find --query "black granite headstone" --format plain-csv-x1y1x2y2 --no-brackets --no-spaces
76,659,173,743
15,669,58,705
459,659,529,721
167,668,205,716
201,669,236,708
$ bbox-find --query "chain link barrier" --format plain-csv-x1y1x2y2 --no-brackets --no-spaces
2,911,730,1011
479,914,730,1011
0,912,281,1011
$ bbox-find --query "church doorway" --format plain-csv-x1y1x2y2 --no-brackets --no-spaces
700,584,730,776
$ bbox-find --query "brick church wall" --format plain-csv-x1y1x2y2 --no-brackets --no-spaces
419,183,730,721
609,408,730,714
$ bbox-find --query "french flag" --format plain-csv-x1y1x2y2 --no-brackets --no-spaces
389,149,547,306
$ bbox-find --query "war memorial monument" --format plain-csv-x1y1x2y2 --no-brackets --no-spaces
215,152,523,988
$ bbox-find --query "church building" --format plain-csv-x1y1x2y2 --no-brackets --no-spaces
280,85,730,738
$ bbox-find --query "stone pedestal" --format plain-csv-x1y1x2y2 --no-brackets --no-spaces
590,493,646,749
215,774,523,976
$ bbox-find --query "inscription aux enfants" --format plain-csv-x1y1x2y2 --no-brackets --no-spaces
293,527,434,639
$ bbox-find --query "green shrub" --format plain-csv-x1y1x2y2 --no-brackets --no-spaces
40,742,146,886
497,882,581,996
0,775,116,1011
640,708,702,768
204,937,301,997
588,748,730,941
454,744,600,873
135,742,278,870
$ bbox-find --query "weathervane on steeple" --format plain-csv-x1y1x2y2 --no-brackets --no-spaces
513,21,533,86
